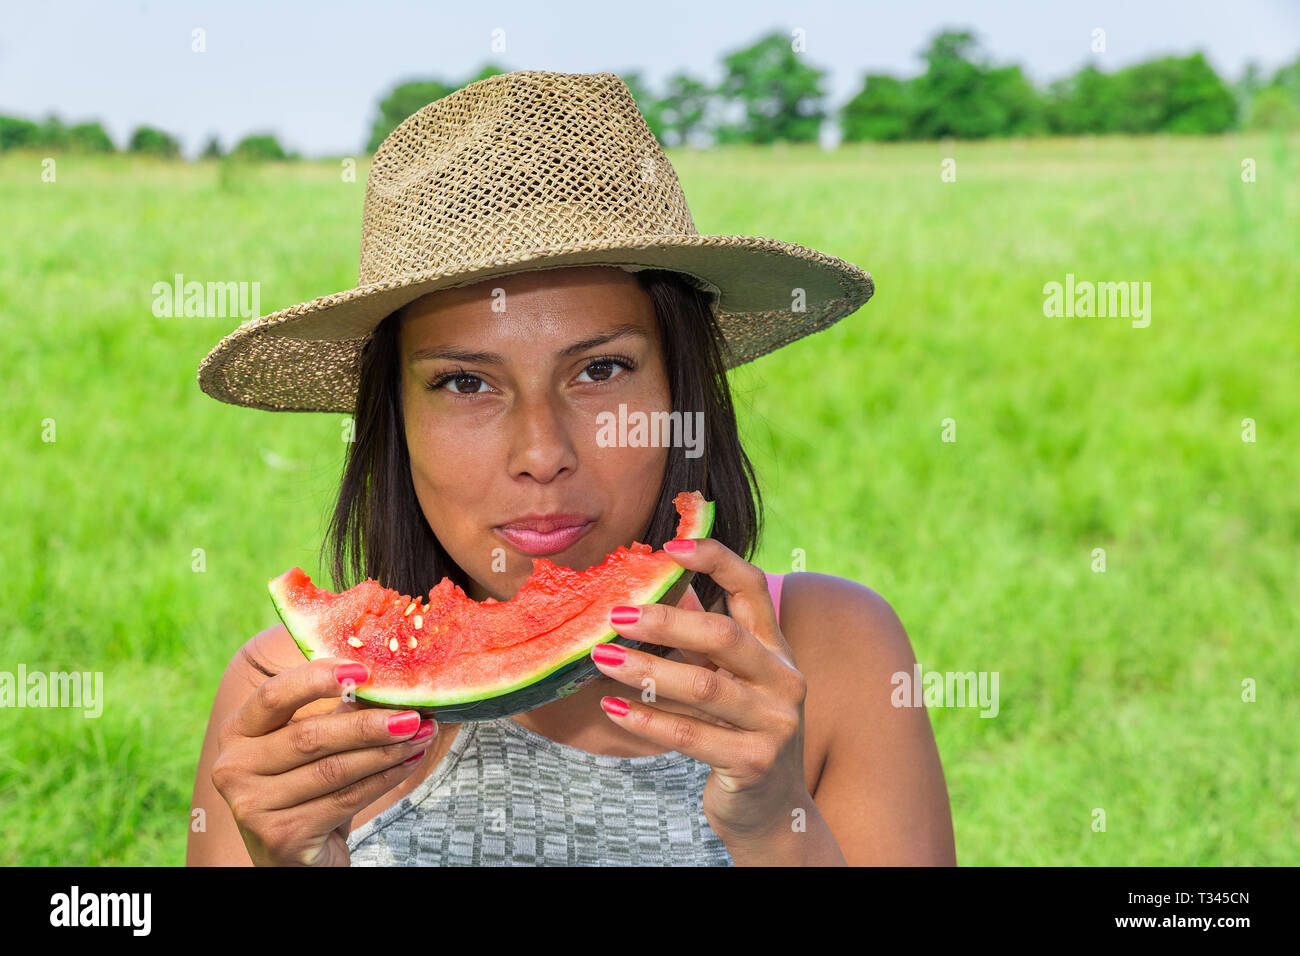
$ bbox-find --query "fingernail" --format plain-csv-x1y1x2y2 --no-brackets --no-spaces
403,749,427,766
412,719,436,741
335,663,369,685
663,538,695,554
591,643,627,666
601,696,630,717
387,711,420,735
610,605,641,625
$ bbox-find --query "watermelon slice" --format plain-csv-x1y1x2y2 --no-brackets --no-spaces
268,491,715,722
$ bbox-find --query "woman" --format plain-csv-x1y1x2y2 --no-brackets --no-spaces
186,70,956,866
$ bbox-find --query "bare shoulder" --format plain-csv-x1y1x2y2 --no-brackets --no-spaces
777,572,916,778
233,624,332,720
777,571,957,865
240,623,308,680
778,572,914,677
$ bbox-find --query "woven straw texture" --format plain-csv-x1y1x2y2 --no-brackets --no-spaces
197,70,874,413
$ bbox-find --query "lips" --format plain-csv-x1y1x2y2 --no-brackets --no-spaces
494,514,594,557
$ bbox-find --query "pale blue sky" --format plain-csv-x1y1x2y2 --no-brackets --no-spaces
2,0,1297,157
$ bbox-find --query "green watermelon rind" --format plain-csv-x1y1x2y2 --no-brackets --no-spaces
269,497,715,722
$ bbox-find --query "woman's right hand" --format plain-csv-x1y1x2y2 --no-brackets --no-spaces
210,658,436,866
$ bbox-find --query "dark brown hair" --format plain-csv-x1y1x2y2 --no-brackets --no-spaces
320,267,762,614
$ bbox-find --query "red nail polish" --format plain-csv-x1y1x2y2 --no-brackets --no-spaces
335,663,369,685
387,711,420,735
601,696,630,717
663,538,695,554
412,719,436,741
403,749,427,765
592,643,627,666
610,605,640,625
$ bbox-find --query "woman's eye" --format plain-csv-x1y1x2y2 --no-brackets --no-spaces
576,360,628,384
428,359,631,393
434,374,488,394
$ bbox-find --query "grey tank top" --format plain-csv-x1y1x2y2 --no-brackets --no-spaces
346,572,785,867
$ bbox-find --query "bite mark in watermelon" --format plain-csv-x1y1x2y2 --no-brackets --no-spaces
268,491,715,722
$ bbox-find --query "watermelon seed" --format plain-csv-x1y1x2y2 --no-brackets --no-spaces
404,601,416,617
413,614,423,630
347,636,364,648
408,635,418,649
388,637,399,653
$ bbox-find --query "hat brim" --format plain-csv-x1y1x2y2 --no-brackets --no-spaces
196,234,874,412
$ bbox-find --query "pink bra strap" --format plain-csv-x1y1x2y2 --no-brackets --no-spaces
764,572,786,628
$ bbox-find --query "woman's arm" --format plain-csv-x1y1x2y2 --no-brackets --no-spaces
782,572,957,865
186,625,341,865
187,629,282,865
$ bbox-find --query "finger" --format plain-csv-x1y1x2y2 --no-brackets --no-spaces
271,747,432,837
263,718,436,809
590,642,764,731
598,695,748,773
228,658,372,739
259,707,435,775
662,538,791,662
608,602,779,684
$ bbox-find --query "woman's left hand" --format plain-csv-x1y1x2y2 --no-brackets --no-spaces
590,536,811,843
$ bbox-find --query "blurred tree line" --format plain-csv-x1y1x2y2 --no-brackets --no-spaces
370,30,1300,148
839,31,1256,140
3,28,1297,158
0,112,301,159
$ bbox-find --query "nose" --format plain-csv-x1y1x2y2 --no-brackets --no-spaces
507,392,579,483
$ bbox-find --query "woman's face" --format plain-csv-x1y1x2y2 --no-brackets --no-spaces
398,265,671,601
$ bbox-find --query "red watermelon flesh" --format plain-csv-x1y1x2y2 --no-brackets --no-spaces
268,490,714,720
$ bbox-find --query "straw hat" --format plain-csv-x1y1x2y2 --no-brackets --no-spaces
197,69,874,412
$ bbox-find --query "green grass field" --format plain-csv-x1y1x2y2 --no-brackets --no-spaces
2,133,1297,865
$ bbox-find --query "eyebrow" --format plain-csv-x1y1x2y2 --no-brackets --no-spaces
408,323,649,365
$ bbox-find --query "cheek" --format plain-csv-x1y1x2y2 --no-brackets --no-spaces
401,389,496,508
582,373,671,513
608,446,669,523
